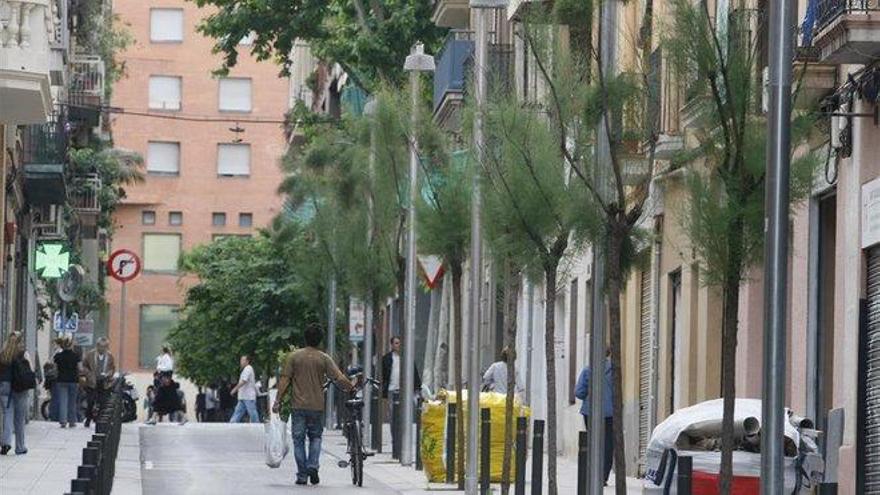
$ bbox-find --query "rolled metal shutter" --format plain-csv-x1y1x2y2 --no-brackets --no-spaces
865,248,880,493
638,268,653,468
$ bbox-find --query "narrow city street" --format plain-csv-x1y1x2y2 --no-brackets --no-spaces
139,424,406,494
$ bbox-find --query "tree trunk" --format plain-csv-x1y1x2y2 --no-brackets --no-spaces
718,273,740,495
501,262,521,495
606,226,628,494
544,262,560,495
451,262,466,488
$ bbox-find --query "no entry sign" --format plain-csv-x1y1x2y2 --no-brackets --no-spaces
107,249,141,283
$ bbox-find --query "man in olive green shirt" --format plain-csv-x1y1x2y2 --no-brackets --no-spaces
273,323,354,486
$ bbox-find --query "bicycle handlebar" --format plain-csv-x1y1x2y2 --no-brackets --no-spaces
322,374,380,392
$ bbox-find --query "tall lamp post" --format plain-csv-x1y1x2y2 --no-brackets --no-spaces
761,0,794,489
465,2,505,493
401,43,434,466
362,98,377,442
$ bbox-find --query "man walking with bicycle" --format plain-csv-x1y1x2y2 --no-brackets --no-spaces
273,323,355,486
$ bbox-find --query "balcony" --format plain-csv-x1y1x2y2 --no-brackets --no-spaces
431,0,469,28
22,116,67,206
433,30,473,130
813,0,880,64
68,55,105,127
70,173,101,222
0,0,55,124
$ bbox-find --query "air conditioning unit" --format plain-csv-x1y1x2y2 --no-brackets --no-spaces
32,205,65,239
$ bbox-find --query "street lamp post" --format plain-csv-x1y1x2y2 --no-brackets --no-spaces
326,276,337,429
362,98,377,442
401,43,434,466
761,0,794,489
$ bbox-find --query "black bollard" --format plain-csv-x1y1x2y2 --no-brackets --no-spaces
77,465,96,494
391,393,401,460
71,478,90,494
371,391,381,452
577,431,588,495
480,408,491,495
677,455,693,495
531,420,545,495
415,397,423,471
514,416,527,495
446,402,457,484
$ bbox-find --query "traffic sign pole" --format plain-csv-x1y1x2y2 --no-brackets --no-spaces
120,282,126,372
108,249,142,371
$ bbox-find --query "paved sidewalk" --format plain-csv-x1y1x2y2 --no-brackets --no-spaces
321,423,644,494
0,420,142,495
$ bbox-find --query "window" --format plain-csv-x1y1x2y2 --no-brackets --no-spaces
168,211,183,226
149,76,181,110
218,78,252,112
213,234,251,241
239,213,253,227
147,142,180,175
217,144,250,176
143,233,181,272
150,9,184,42
142,211,156,225
212,212,226,226
139,305,179,368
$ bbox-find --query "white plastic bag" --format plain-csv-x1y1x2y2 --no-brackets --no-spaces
264,390,289,468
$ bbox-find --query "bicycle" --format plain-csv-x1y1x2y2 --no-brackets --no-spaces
323,370,380,487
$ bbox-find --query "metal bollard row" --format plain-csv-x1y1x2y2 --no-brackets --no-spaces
64,379,125,495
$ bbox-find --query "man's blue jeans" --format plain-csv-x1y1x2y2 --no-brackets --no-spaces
229,399,259,423
291,409,324,480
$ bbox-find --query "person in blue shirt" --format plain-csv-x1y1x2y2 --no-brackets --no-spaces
574,348,614,485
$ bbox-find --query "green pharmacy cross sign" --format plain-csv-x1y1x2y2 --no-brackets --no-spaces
35,243,70,279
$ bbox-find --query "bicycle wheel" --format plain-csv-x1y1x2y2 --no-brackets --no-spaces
350,422,363,486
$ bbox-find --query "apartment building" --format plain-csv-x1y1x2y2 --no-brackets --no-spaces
107,0,288,371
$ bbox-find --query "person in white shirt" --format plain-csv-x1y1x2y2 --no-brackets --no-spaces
482,347,515,394
381,336,421,460
155,346,174,378
229,355,259,423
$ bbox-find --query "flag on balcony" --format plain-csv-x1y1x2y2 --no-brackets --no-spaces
802,0,817,46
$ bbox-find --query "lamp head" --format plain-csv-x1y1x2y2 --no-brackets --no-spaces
403,42,435,73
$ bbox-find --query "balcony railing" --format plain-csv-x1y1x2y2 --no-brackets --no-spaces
68,54,105,127
70,174,101,214
433,30,474,114
816,0,880,33
22,114,68,206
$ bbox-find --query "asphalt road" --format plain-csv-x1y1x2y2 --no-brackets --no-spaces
139,423,398,495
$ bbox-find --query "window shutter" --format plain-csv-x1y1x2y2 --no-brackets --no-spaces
150,9,184,42
217,144,251,176
147,142,180,174
219,78,252,112
149,76,181,110
143,234,181,272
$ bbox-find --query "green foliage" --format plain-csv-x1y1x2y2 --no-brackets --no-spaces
168,234,320,386
418,150,470,268
189,0,445,88
68,146,144,233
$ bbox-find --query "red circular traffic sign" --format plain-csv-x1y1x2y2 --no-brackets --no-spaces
107,249,142,283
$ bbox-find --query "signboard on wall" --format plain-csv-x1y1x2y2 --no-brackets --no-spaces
349,299,365,343
863,177,880,248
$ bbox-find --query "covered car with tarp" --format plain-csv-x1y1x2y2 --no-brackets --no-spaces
643,399,824,494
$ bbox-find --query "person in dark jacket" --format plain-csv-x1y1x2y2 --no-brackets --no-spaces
148,374,186,425
380,336,421,460
0,331,31,455
574,349,615,485
53,336,81,428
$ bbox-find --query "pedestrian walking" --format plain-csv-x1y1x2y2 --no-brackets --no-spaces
0,331,35,455
144,385,156,421
229,355,259,423
574,348,615,485
54,335,81,428
482,347,516,394
381,336,421,460
196,387,206,422
273,323,355,486
155,346,174,382
81,337,116,427
218,379,235,421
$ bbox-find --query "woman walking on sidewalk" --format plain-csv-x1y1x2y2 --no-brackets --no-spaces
54,336,81,428
0,331,34,455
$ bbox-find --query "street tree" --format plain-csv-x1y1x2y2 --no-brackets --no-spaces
188,0,445,88
480,91,597,495
509,5,660,491
664,1,820,491
168,233,318,386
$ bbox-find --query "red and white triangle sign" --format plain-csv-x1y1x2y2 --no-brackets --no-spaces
418,255,445,289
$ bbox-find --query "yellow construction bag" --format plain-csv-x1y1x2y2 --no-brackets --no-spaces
420,390,531,483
